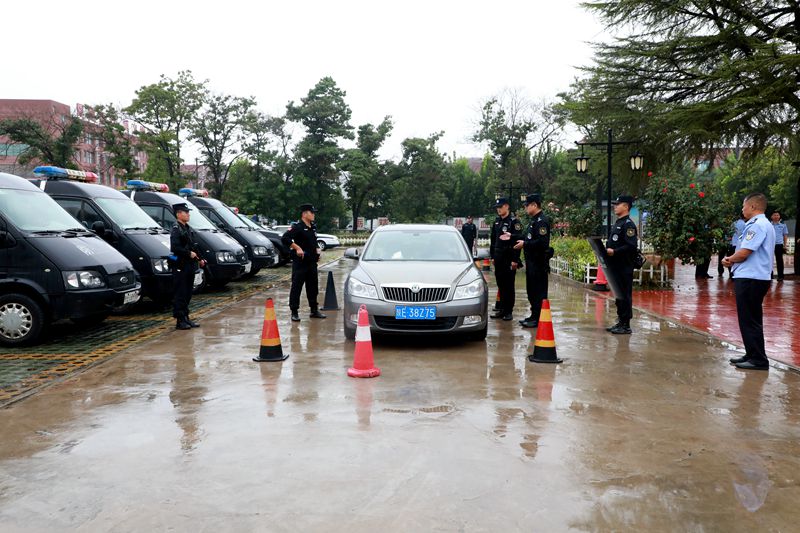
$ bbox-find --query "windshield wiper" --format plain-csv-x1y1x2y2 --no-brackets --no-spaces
31,229,66,235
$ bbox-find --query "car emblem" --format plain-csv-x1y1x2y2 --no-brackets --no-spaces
410,284,421,293
120,276,128,284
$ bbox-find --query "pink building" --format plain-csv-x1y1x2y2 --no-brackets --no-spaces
0,99,147,188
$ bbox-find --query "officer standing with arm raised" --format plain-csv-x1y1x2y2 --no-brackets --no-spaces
282,204,327,322
723,193,775,370
771,210,789,281
489,198,523,321
514,194,550,328
170,203,206,330
605,195,638,335
461,216,477,256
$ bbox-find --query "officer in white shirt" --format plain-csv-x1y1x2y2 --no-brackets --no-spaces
722,193,775,370
771,210,789,281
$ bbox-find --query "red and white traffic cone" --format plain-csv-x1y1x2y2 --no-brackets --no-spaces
593,266,610,291
347,305,380,378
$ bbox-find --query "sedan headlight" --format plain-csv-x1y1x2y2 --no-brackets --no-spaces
348,277,379,300
152,258,170,273
453,278,485,300
253,245,268,256
216,251,237,263
63,270,106,290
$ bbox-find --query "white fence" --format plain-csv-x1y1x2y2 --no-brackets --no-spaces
549,257,670,287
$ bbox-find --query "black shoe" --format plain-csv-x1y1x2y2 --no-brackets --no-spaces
729,356,748,365
490,311,505,319
777,277,784,282
186,319,200,328
176,321,192,330
290,311,300,322
520,319,538,328
735,360,769,371
518,316,534,325
605,322,621,332
309,310,327,319
502,313,513,321
610,325,632,335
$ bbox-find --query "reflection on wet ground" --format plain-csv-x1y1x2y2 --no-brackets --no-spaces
1,259,799,531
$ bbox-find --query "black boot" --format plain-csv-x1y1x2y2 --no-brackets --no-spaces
309,309,327,319
176,318,192,330
291,310,300,322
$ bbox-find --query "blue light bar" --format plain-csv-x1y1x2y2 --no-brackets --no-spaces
178,187,209,197
33,166,98,182
127,180,169,192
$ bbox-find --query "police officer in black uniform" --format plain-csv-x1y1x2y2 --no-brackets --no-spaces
605,195,638,334
514,194,550,328
460,216,477,255
489,197,523,320
282,204,327,322
170,203,206,330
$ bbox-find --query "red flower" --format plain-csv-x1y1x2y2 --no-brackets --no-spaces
689,183,696,189
663,188,667,193
698,192,705,198
689,237,696,243
647,171,653,177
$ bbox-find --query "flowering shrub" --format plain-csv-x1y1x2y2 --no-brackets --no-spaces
643,172,729,264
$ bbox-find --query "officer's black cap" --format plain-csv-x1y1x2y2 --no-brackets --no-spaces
493,197,509,208
173,203,191,213
299,203,317,213
611,195,634,207
524,193,542,206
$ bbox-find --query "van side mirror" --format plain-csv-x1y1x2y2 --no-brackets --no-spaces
91,221,106,234
344,247,361,259
0,230,16,248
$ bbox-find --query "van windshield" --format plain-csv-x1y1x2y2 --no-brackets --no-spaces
238,214,262,230
0,189,85,232
95,198,163,230
214,206,248,229
184,203,217,231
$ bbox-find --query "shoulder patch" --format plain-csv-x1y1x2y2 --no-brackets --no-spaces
745,230,756,241
514,222,522,231
626,227,635,237
539,226,547,235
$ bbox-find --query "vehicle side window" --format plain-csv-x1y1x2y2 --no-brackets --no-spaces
80,201,106,229
140,205,166,227
161,208,177,230
205,210,225,227
57,198,83,223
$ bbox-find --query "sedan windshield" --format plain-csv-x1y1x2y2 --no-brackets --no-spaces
0,189,84,232
214,206,248,229
362,231,470,261
95,198,163,230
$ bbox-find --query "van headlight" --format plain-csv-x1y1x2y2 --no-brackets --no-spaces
63,270,106,290
216,251,237,263
253,245,268,256
453,278,484,300
348,277,379,300
152,258,170,273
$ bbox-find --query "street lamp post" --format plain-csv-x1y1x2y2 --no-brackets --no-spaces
575,128,643,239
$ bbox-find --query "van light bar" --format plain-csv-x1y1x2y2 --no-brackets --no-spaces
126,179,169,192
178,187,209,197
33,165,98,183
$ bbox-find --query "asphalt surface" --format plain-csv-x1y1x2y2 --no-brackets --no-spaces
1,259,799,531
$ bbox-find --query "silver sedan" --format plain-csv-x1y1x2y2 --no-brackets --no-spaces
343,224,488,340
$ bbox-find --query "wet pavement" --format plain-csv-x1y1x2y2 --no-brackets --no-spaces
2,259,800,531
634,259,799,369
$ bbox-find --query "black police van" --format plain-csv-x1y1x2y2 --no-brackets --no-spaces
235,213,288,266
121,181,250,288
181,189,275,276
30,166,180,305
0,171,140,346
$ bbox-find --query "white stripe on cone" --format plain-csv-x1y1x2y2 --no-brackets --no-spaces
355,324,371,342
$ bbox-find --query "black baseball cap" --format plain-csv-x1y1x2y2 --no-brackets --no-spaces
611,195,634,207
493,197,509,208
524,193,542,206
299,203,317,213
173,203,191,213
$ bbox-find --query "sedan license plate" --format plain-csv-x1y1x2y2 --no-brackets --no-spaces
395,305,437,320
244,261,252,274
123,290,140,305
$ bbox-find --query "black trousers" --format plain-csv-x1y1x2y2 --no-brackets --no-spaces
734,278,770,365
525,264,548,321
172,264,195,320
494,258,517,314
775,245,785,279
464,238,475,253
611,266,633,325
718,245,735,275
695,256,711,277
289,261,319,312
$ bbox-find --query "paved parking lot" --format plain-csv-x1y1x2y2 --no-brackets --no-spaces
1,258,799,531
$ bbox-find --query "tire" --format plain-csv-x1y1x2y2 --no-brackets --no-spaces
344,321,355,341
0,293,46,346
468,323,488,341
71,313,111,328
317,240,327,251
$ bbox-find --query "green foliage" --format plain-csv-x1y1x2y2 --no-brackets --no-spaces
445,158,491,217
643,171,731,264
125,70,207,179
550,236,596,281
85,104,138,177
0,116,83,168
387,134,449,223
555,203,599,238
715,147,797,218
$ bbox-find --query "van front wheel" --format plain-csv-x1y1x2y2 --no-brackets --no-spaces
0,294,46,346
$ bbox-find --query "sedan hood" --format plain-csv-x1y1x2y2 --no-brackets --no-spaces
357,261,473,286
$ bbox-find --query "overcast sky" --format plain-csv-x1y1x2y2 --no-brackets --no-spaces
6,0,605,160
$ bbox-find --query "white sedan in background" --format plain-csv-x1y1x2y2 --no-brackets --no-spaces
269,225,340,251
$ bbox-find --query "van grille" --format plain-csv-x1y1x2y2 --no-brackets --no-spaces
382,286,449,303
108,270,136,290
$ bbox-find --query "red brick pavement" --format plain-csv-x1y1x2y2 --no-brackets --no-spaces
633,259,799,369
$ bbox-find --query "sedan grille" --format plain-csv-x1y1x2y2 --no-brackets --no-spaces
374,316,458,331
382,286,449,303
108,270,136,290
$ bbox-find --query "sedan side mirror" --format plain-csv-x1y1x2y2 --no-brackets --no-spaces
344,247,361,259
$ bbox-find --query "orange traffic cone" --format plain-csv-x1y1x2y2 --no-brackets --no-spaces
482,258,492,272
593,266,610,291
528,299,562,364
493,289,501,311
348,305,380,378
253,298,289,362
